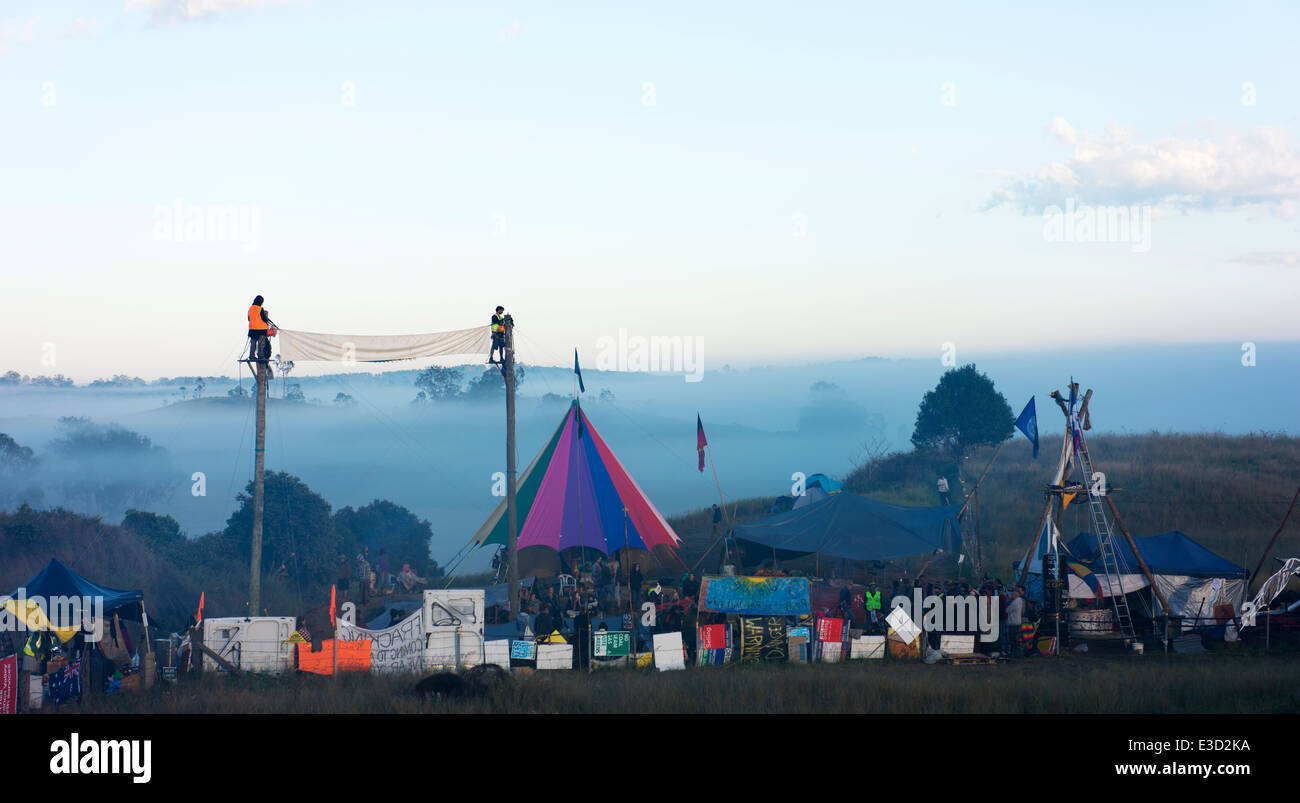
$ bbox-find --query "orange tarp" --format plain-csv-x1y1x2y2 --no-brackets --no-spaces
297,639,371,674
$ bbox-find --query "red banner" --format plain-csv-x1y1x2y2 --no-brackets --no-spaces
0,654,16,715
697,624,727,651
297,640,371,675
816,617,844,643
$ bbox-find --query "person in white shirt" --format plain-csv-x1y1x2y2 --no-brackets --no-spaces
937,476,951,505
1003,588,1025,656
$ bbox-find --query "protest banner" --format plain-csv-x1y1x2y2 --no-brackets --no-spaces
701,576,811,616
593,630,631,658
0,655,16,714
788,625,810,663
739,615,787,662
337,609,426,674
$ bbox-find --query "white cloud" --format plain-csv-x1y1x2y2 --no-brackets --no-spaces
124,0,301,26
62,18,103,39
986,119,1300,215
1232,251,1300,268
0,17,40,55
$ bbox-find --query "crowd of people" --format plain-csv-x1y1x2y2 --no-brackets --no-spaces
328,546,433,606
505,555,1045,664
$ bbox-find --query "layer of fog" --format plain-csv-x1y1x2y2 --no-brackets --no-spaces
1,342,1294,572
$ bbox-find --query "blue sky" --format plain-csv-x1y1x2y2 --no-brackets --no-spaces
1,1,1297,381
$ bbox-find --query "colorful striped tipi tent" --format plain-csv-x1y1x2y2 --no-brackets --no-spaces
467,401,684,576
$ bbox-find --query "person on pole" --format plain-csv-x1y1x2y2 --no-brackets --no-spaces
247,295,272,362
489,305,507,364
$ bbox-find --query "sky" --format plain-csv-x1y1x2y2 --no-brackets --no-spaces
1,1,1298,382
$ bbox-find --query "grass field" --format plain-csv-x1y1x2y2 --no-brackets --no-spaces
61,646,1300,715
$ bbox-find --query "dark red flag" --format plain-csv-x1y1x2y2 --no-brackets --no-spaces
696,414,707,472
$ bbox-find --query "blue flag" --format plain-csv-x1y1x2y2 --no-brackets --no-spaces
1015,397,1039,458
574,349,585,393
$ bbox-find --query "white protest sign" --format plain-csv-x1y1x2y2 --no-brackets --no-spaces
886,606,922,644
652,632,685,671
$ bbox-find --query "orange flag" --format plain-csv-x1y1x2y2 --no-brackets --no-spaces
330,585,336,627
197,591,205,624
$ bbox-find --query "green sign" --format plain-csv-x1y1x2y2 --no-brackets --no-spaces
593,630,631,657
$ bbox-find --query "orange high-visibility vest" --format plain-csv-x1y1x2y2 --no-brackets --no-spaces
248,305,268,330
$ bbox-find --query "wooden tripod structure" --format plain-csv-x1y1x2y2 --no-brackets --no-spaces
1015,381,1168,636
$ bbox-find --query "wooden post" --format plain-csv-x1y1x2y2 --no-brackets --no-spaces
506,315,520,621
1016,499,1054,588
957,437,1008,518
1104,495,1170,614
624,508,637,660
249,358,268,615
1249,480,1300,586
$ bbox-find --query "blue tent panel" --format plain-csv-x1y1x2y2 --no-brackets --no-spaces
805,473,844,493
1064,531,1246,579
734,492,960,562
11,558,144,611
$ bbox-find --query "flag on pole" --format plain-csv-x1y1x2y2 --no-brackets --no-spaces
330,585,336,627
573,349,585,394
1014,397,1039,458
696,414,707,473
197,591,204,625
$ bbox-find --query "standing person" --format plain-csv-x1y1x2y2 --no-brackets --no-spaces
489,306,507,364
711,504,723,538
491,547,505,584
247,295,272,363
375,547,391,591
336,555,351,607
573,601,591,669
356,552,371,605
362,546,374,594
680,572,699,600
607,554,621,609
937,476,951,505
628,563,643,605
1003,588,1024,657
865,582,883,632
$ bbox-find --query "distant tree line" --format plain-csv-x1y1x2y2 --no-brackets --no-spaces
411,364,527,406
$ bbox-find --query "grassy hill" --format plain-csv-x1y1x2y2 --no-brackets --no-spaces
665,432,1300,584
3,433,1298,632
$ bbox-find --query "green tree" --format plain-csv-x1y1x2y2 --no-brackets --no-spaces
0,433,37,472
413,366,464,403
334,500,441,579
223,471,340,584
463,364,525,402
910,364,1013,457
45,417,174,514
121,509,190,562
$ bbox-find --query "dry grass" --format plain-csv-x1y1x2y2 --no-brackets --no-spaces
61,647,1300,715
668,433,1300,585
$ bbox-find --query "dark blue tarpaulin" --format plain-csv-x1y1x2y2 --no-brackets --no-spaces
1065,531,1246,578
11,558,144,611
734,492,960,562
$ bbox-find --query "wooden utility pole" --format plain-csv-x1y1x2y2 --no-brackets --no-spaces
249,358,268,615
505,315,520,621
